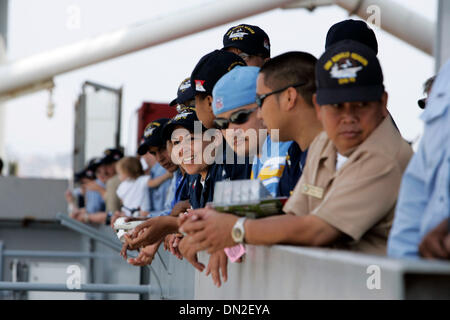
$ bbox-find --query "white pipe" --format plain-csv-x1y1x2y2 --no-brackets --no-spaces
335,0,434,55
0,0,295,96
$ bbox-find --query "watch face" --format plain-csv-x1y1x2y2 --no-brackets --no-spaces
234,229,242,239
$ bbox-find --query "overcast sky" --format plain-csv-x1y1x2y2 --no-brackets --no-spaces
2,0,438,177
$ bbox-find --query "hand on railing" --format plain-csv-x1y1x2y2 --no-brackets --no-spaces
164,233,184,260
178,235,205,272
127,242,161,266
205,250,228,288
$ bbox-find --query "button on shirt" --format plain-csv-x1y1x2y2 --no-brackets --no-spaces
283,116,413,255
388,61,450,259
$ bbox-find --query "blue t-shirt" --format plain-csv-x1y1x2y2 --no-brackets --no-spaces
148,163,171,212
251,136,292,197
85,179,106,213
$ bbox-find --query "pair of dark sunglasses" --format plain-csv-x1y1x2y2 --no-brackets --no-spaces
213,107,257,130
256,82,307,108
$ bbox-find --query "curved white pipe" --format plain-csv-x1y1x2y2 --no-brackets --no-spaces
335,0,434,55
0,0,295,96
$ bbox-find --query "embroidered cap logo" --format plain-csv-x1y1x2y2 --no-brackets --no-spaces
323,51,368,85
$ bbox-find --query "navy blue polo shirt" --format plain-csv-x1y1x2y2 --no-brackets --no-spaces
189,165,219,209
178,173,198,202
188,139,252,209
278,142,308,197
220,138,252,180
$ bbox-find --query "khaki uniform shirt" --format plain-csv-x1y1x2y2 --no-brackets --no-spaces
283,117,413,255
105,174,122,213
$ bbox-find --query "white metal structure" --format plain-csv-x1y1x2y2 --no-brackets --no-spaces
334,0,434,55
0,0,436,98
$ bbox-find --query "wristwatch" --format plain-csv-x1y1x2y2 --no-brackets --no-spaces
231,217,247,244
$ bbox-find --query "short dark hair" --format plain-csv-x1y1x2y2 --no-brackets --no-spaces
260,51,317,106
0,157,3,175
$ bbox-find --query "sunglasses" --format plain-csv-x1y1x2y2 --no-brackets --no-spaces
417,98,426,109
256,82,307,108
213,107,257,130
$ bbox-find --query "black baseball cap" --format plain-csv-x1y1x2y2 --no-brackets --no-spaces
74,158,97,182
100,148,123,165
162,110,207,142
222,24,270,58
316,40,384,105
169,77,195,107
76,157,102,181
191,50,246,96
326,19,378,55
137,118,171,155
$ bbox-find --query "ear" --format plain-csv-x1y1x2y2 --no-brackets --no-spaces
206,95,213,107
284,87,298,111
313,94,322,122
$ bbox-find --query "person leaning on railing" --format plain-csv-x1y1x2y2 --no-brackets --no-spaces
179,40,413,257
388,59,450,260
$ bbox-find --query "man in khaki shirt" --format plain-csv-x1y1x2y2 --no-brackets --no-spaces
283,115,411,254
177,40,413,256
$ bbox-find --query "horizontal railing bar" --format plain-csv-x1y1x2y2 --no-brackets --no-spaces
0,281,153,294
3,250,115,259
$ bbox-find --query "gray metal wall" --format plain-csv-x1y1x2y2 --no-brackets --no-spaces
0,177,68,220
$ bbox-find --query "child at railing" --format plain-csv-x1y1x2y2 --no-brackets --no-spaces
115,157,150,217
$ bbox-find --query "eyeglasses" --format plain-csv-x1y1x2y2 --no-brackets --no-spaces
256,82,307,108
213,107,257,130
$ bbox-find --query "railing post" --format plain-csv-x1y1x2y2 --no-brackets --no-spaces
0,241,3,282
139,266,150,300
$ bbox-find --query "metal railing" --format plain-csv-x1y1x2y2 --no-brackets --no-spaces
0,282,154,295
0,213,168,299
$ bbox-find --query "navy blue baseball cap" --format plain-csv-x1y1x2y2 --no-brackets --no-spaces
169,77,195,107
162,110,207,142
316,40,384,105
222,24,270,58
75,159,97,182
191,50,246,96
137,118,171,155
326,19,378,55
100,148,124,165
